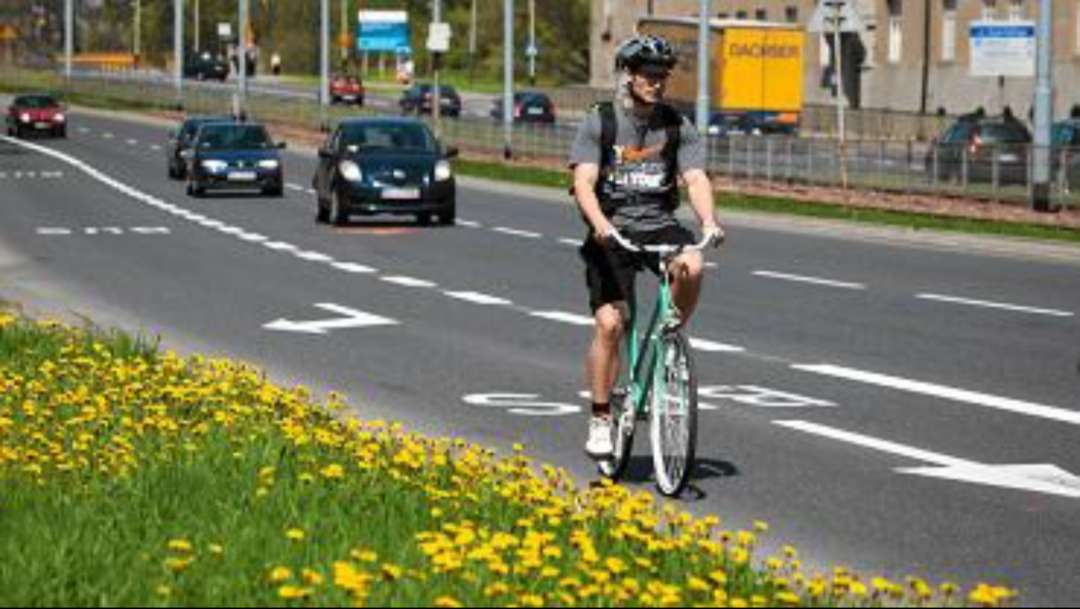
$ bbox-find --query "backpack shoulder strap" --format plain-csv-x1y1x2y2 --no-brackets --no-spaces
655,103,682,168
596,101,617,171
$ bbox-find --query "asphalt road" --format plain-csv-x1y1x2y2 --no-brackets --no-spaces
2,105,1080,605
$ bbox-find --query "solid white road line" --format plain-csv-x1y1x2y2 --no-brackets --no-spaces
444,291,513,306
793,363,1080,425
688,338,746,353
456,219,482,228
492,226,542,239
130,227,171,235
380,276,437,288
753,270,866,290
263,241,298,251
331,262,377,274
294,250,334,262
36,228,72,235
916,293,1074,318
774,420,971,467
529,311,595,326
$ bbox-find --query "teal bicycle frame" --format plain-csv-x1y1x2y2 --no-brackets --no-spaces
621,257,680,418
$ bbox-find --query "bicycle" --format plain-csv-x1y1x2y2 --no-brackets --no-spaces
596,229,715,497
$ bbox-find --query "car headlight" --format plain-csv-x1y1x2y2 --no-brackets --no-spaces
201,160,228,172
339,160,362,182
434,160,453,181
258,159,280,169
707,125,721,136
19,113,30,123
53,113,65,123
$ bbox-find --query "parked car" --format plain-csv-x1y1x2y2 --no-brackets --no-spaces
183,51,229,82
399,83,462,118
489,91,556,124
330,74,365,106
166,115,233,179
5,94,66,138
925,115,1031,185
182,122,285,197
312,117,457,226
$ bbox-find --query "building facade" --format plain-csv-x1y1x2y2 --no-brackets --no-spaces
592,0,1080,119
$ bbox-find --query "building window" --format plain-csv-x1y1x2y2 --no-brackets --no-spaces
942,0,957,61
785,6,798,23
755,8,767,21
982,0,997,21
736,10,748,19
1008,0,1024,21
887,0,903,63
717,12,729,19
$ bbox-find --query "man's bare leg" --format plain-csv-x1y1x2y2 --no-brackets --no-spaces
670,251,705,325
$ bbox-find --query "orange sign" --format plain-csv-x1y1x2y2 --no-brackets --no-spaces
0,25,17,42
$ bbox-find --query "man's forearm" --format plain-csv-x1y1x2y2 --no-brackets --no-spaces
686,175,717,226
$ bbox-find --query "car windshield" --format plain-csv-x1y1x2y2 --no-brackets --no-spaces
978,123,1031,143
198,125,274,150
340,123,434,152
183,118,229,139
943,122,976,143
15,96,56,109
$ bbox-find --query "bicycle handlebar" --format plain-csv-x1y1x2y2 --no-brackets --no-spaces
606,228,720,256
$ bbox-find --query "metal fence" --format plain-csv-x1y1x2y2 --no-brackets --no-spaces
2,65,1077,210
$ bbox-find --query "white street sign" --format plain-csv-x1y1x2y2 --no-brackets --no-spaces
263,303,399,335
970,21,1036,77
807,1,865,33
427,22,452,53
217,22,232,38
776,420,1080,498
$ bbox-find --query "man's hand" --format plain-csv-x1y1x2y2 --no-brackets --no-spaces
702,223,726,248
592,219,616,244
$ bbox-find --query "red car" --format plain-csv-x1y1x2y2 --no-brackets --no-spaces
6,94,67,138
330,74,365,106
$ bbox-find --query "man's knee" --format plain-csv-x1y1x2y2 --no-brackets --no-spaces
673,252,704,282
594,304,626,343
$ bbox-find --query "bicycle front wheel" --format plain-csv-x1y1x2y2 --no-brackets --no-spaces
650,331,698,497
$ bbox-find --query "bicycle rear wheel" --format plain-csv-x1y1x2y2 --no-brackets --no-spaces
650,331,698,497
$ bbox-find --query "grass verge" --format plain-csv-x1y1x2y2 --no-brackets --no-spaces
453,159,1080,244
0,310,1016,607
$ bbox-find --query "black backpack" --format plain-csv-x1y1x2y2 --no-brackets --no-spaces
580,101,683,216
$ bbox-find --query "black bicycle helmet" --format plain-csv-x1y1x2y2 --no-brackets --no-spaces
614,34,677,72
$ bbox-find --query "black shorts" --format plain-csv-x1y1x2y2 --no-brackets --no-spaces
579,224,696,313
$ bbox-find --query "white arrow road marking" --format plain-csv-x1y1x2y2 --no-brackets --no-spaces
916,293,1074,318
263,303,399,335
380,276,437,288
130,227,171,234
688,338,745,353
36,227,72,235
492,226,542,239
753,270,866,290
529,311,595,326
444,291,513,306
775,420,1080,498
456,219,482,228
331,262,377,274
793,363,1080,425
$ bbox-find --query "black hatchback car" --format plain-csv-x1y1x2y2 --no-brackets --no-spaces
925,115,1031,185
312,118,458,226
183,51,229,82
183,122,286,197
399,84,462,118
489,91,556,124
167,115,233,179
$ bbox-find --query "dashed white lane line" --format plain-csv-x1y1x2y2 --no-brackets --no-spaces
237,232,268,242
295,250,335,262
264,241,298,251
380,275,438,288
331,262,378,274
444,291,513,306
793,363,1080,425
558,238,580,247
753,270,866,290
529,311,595,326
36,227,72,235
285,183,306,192
216,226,246,236
126,139,138,146
131,227,171,235
102,132,114,139
688,338,746,353
150,144,162,151
916,293,1074,318
492,226,542,239
456,219,482,228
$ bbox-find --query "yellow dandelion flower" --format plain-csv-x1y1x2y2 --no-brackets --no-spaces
731,597,749,608
285,528,305,542
167,539,193,553
688,576,710,592
753,520,769,533
320,463,345,480
709,570,728,586
606,557,627,575
434,596,462,608
156,585,172,597
277,585,313,600
301,568,324,586
351,548,378,563
268,566,293,583
164,557,194,572
381,563,403,581
775,591,801,606
208,544,224,556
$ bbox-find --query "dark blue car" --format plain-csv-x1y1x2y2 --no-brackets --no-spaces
312,118,458,226
183,122,286,197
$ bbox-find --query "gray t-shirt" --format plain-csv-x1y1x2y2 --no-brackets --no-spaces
569,102,706,232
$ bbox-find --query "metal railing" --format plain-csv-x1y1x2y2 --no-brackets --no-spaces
2,65,1076,211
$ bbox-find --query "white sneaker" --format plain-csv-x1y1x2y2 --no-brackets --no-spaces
585,416,614,458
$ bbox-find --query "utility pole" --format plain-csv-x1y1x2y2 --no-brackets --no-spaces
527,0,536,86
175,0,184,109
340,0,348,64
134,0,141,61
919,0,931,114
64,0,72,81
238,0,249,118
1030,0,1053,211
503,0,514,159
433,0,442,138
830,0,848,189
694,0,710,133
194,0,200,52
469,0,477,84
320,0,329,131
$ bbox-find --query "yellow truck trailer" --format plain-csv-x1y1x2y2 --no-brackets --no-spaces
637,17,805,134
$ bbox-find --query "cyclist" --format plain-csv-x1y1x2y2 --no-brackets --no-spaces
568,34,725,459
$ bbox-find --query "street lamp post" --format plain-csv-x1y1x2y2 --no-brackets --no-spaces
527,0,536,86
433,0,442,138
238,0,249,118
503,0,514,159
134,0,142,62
1030,0,1053,211
320,0,329,131
694,0,709,134
64,0,72,81
175,0,184,109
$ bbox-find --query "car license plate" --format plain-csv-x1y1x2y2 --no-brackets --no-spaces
35,122,51,129
527,107,544,115
229,171,257,182
382,188,420,200
342,95,356,101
